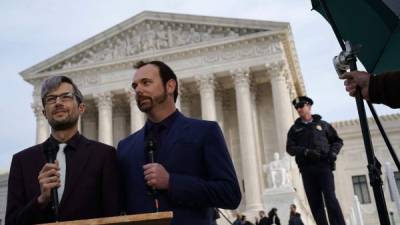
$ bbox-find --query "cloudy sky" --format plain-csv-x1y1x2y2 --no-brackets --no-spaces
0,0,398,171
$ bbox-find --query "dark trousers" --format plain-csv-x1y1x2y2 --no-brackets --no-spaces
301,167,346,225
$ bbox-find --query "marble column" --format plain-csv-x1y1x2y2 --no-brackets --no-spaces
231,68,263,213
94,92,113,145
32,102,49,144
250,82,265,191
215,87,225,131
175,79,182,111
127,90,145,133
268,62,295,154
179,85,191,117
196,73,217,121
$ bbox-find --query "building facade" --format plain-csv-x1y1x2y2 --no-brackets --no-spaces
332,114,400,225
2,11,398,225
20,11,306,219
0,173,8,225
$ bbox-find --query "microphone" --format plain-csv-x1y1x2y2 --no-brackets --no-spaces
145,132,159,211
145,132,156,165
43,138,60,221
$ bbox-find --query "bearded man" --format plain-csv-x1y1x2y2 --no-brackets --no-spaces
117,61,241,225
6,76,121,225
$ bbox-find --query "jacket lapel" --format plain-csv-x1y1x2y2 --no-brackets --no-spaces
134,129,146,165
157,112,190,163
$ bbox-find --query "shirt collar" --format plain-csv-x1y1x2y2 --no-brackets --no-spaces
48,132,81,151
301,118,313,124
65,132,82,150
145,110,179,134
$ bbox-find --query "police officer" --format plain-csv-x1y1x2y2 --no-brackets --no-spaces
286,96,346,225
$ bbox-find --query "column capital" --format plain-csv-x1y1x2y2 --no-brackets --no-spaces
286,79,297,100
230,68,250,87
124,88,137,104
94,92,113,109
31,102,45,118
266,60,288,80
196,73,215,92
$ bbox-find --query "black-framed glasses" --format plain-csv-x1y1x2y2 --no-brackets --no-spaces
294,102,306,109
44,92,75,105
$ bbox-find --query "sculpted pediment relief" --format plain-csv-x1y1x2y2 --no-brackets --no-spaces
40,20,268,73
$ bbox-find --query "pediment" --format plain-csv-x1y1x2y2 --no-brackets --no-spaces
21,11,289,77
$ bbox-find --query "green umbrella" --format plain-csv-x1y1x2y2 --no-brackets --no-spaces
311,0,400,74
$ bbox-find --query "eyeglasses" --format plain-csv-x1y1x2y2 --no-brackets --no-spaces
294,102,306,109
44,92,75,105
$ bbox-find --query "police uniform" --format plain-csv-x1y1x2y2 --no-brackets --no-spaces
286,96,346,225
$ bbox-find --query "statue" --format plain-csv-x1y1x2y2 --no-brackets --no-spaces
142,24,156,51
263,152,291,189
156,24,169,49
127,29,141,55
188,27,201,43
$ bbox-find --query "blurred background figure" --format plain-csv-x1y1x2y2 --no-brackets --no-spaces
256,210,268,225
288,204,303,225
266,208,280,225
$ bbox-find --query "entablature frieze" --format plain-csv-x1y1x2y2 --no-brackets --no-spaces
24,31,285,80
25,33,291,99
36,21,270,74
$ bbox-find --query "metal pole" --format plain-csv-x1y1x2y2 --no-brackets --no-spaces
367,102,400,172
216,209,234,225
350,59,390,225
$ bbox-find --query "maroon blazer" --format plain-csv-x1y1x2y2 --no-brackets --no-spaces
6,134,121,225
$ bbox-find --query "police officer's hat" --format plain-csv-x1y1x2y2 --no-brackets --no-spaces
292,96,313,107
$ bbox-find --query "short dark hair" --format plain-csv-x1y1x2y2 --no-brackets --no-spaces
41,75,83,107
268,208,278,217
134,60,178,102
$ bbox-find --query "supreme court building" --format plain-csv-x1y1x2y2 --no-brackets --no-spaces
20,10,305,219
2,11,400,225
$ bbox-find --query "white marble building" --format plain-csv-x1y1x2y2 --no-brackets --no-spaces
19,11,306,219
0,173,8,225
333,114,400,225
2,11,399,224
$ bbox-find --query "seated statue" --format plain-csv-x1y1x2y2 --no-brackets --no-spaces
263,152,291,189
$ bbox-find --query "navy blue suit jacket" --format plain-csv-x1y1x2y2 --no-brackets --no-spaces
117,112,241,225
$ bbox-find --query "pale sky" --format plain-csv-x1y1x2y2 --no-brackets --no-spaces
0,0,398,171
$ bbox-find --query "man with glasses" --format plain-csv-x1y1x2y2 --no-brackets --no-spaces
286,96,345,225
6,76,120,225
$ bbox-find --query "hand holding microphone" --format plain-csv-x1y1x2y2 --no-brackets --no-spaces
40,138,60,220
143,132,169,190
143,163,170,190
37,162,61,205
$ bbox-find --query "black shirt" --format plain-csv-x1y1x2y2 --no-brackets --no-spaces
144,110,179,160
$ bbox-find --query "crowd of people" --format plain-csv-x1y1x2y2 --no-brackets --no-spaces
232,204,303,225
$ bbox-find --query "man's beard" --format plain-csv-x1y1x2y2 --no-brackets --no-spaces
137,90,168,112
48,113,79,131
